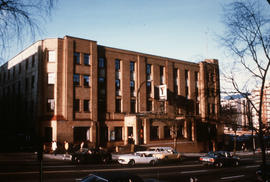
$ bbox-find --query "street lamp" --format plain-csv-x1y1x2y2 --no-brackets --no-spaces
135,79,153,145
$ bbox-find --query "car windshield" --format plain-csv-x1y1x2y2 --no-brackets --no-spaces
81,175,108,182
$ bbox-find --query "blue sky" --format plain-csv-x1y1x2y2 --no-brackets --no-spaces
8,0,231,63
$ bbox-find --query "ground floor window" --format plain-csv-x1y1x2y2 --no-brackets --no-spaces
164,126,171,139
150,125,158,140
73,127,90,142
110,127,122,141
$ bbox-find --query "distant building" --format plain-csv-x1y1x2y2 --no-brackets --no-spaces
251,83,270,129
0,36,222,152
221,94,252,135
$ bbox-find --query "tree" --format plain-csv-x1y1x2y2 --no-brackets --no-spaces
0,0,56,64
220,0,270,168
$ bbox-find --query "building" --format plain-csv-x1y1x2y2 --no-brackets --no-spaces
0,36,222,152
251,83,270,129
221,94,252,135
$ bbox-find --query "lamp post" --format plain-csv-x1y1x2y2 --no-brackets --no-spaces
136,79,153,145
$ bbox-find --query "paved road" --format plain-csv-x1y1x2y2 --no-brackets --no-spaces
0,152,262,182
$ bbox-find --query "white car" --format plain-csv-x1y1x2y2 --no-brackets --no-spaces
137,147,181,160
117,152,158,166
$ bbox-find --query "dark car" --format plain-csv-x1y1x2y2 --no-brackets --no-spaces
78,171,144,182
71,148,112,164
199,151,240,167
256,164,270,182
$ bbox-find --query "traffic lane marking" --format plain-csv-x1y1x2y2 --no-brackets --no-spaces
220,175,245,180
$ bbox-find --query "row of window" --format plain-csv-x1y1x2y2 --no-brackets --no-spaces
0,54,36,84
73,74,90,87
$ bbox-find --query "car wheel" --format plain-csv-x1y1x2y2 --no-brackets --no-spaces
150,160,157,166
128,160,135,166
218,162,223,167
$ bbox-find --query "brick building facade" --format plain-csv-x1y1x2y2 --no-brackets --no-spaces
0,36,222,152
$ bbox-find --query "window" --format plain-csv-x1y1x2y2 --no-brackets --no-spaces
212,104,215,114
73,74,80,86
74,52,80,64
173,68,178,94
185,70,189,98
48,51,56,62
47,99,55,112
114,127,122,141
48,73,55,84
84,100,90,112
130,80,135,96
147,81,152,96
84,53,90,65
25,77,28,93
74,99,80,112
32,54,35,67
116,99,121,113
164,126,171,139
150,125,158,140
146,64,151,74
160,66,164,84
25,59,29,70
98,58,105,68
83,75,90,87
19,63,21,74
115,59,120,71
130,61,135,72
31,75,35,89
147,100,152,111
115,79,120,90
130,99,136,113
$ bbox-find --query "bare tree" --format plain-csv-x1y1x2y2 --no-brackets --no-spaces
220,0,270,168
0,0,56,64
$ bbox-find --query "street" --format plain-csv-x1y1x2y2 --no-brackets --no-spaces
0,152,262,182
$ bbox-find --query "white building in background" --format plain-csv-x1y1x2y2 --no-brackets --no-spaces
221,94,252,135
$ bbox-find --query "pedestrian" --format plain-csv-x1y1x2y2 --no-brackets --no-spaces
52,141,57,155
63,140,69,160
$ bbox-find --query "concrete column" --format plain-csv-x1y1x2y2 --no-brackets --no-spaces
184,120,188,138
159,125,164,139
144,119,150,144
124,126,128,145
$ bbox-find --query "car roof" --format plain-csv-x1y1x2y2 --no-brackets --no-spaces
81,171,144,182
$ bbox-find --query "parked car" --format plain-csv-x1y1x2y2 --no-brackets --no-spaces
117,152,158,166
71,148,112,164
256,163,270,182
78,171,144,182
199,151,240,167
137,146,181,160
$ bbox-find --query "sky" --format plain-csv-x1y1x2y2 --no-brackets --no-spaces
7,0,230,63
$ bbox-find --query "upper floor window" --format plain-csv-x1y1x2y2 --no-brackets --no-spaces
116,79,121,91
98,58,105,68
19,63,21,74
130,99,136,113
115,59,120,71
130,61,135,72
83,75,90,87
48,51,56,62
73,74,80,86
47,98,55,112
32,54,35,67
74,52,80,64
25,59,29,70
116,99,121,113
48,73,55,85
146,64,151,75
84,100,90,112
160,66,165,84
74,99,80,112
84,53,90,65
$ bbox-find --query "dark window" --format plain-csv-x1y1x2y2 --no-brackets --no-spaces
147,81,152,96
164,126,171,139
32,55,35,67
115,79,120,90
73,74,80,86
147,100,152,111
150,125,158,140
74,99,80,112
74,52,80,64
74,127,90,142
25,77,28,93
115,59,120,71
212,104,215,114
84,53,90,65
84,100,90,112
19,63,21,74
31,75,35,89
185,70,189,98
146,64,151,74
130,99,136,113
98,58,105,68
130,61,135,72
83,75,90,87
174,68,178,94
114,127,122,141
25,59,28,70
130,80,135,96
116,99,121,113
160,66,164,84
